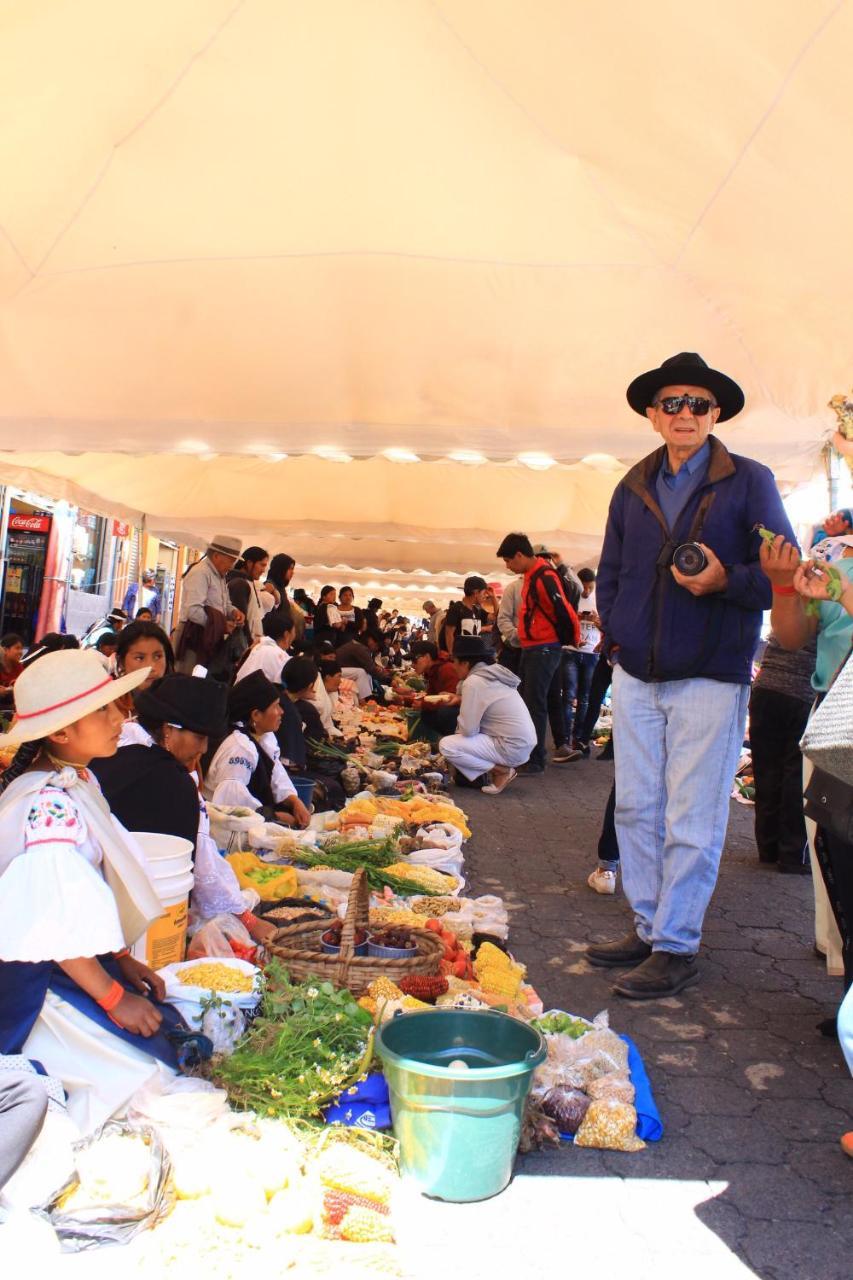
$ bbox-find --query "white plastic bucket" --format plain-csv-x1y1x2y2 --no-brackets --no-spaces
133,832,194,876
131,833,195,968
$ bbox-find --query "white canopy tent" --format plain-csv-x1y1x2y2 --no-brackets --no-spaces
0,1,846,579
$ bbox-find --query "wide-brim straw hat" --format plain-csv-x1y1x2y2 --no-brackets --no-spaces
0,649,150,747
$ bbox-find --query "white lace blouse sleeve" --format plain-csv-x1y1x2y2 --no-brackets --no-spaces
0,787,125,962
206,732,262,810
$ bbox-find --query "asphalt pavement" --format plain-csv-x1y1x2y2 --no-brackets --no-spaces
395,754,852,1280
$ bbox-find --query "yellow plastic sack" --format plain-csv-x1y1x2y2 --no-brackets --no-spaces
225,851,298,900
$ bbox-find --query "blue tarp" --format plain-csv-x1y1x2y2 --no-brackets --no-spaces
559,1032,662,1143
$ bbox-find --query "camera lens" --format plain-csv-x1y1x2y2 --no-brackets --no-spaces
672,542,707,577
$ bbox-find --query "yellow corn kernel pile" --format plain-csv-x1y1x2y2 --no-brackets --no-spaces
367,978,404,1002
175,963,254,992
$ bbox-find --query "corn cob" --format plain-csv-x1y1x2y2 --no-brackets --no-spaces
474,942,512,973
315,1147,392,1204
322,1188,391,1227
400,995,431,1011
397,975,448,1001
380,863,457,895
475,964,524,999
340,1205,395,1243
358,996,378,1016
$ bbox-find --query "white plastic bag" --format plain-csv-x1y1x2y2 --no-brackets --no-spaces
127,1076,229,1134
417,822,464,850
406,845,465,878
158,957,261,1054
206,802,265,853
192,833,245,916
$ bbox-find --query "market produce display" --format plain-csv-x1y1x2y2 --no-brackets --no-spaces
31,678,659,1271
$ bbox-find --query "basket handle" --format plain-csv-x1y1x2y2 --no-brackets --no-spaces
333,867,370,985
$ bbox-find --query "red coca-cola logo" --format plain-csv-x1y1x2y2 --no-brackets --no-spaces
9,513,51,533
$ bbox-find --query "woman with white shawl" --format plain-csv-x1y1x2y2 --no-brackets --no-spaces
0,650,184,1133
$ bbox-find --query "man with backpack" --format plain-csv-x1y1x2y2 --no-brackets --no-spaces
497,532,580,773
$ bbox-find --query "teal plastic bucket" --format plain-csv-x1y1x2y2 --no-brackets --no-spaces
377,1009,546,1202
290,776,315,808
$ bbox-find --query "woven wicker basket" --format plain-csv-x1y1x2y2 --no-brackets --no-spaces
266,867,443,995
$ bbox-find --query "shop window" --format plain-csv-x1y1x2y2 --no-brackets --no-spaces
70,511,107,593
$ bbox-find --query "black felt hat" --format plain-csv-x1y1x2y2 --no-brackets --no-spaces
227,670,281,723
452,635,495,663
626,352,744,422
135,674,227,736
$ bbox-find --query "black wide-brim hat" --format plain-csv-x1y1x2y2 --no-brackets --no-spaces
135,673,227,737
626,352,745,423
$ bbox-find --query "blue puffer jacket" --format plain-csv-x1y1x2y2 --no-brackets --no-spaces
597,437,796,685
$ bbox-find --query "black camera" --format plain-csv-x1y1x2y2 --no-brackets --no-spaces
672,542,707,577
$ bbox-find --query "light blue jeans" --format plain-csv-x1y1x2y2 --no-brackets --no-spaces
611,665,750,955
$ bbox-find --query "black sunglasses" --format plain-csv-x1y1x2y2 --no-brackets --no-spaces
654,394,716,416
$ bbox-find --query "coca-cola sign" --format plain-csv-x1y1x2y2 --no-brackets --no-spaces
9,513,51,534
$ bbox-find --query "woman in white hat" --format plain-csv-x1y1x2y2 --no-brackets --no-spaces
0,650,183,1133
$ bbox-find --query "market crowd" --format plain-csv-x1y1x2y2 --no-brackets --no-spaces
1,349,853,1186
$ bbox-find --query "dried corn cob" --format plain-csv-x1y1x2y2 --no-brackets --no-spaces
397,975,448,1002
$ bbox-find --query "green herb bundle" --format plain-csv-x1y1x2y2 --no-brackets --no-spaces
756,525,844,616
295,844,428,896
211,961,374,1118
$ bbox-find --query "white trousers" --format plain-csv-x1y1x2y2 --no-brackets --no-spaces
439,733,528,781
342,667,374,700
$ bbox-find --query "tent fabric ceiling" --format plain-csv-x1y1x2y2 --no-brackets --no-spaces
0,1,845,570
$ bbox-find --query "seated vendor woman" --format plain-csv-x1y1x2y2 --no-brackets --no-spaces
0,650,188,1134
204,671,311,828
113,675,276,946
90,675,210,849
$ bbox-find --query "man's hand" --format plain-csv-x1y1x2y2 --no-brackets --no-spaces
232,608,246,626
116,953,166,1002
759,535,800,587
287,796,312,829
670,544,728,596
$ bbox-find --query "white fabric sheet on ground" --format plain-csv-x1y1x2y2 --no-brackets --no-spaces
22,991,174,1135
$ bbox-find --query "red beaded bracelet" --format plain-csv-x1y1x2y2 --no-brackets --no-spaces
96,980,125,1013
772,584,798,596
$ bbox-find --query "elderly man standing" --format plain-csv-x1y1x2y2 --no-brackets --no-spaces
589,353,795,999
174,534,244,675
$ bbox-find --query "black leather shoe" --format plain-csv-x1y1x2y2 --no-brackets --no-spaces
612,951,699,1000
586,931,652,969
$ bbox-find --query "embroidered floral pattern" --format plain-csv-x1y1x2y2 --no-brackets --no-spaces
25,787,84,846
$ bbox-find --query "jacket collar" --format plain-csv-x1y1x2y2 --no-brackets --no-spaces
625,433,735,496
622,434,735,532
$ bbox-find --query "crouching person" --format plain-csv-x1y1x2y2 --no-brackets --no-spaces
439,637,536,796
